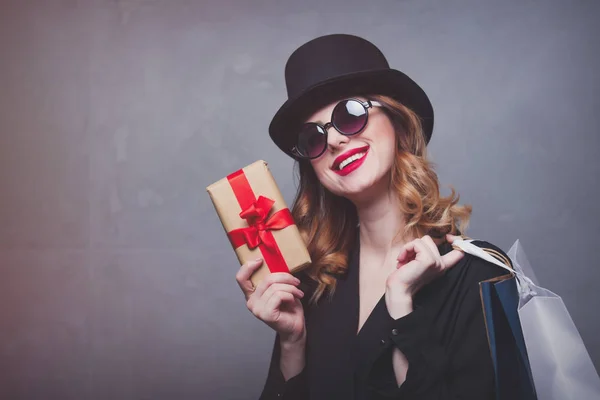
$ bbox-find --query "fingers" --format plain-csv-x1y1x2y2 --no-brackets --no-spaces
396,245,413,265
262,283,304,304
445,233,463,243
421,235,440,256
397,235,461,272
397,237,434,266
421,234,463,270
253,272,301,299
236,258,264,296
390,235,464,298
264,291,296,316
440,249,464,269
250,280,303,322
397,240,418,264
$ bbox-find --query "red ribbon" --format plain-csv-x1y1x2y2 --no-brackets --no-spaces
226,169,292,273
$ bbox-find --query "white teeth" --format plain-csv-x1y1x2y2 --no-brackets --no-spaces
338,152,366,170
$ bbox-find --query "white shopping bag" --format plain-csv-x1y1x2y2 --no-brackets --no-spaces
452,238,600,400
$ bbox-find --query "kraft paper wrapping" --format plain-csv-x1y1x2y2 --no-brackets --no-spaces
206,160,312,287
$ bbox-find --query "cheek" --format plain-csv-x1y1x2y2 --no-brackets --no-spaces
383,135,397,162
310,158,328,176
372,125,397,163
310,160,333,185
310,163,343,193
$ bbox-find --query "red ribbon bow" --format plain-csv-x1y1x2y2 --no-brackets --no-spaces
228,195,294,251
225,167,293,274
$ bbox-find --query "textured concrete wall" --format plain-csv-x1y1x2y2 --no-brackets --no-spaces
0,0,598,398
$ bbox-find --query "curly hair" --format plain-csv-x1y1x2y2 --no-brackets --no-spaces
290,94,472,305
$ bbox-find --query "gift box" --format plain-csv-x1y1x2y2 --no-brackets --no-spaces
206,160,312,287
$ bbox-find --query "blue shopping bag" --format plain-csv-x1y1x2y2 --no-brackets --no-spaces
452,239,537,400
480,273,537,400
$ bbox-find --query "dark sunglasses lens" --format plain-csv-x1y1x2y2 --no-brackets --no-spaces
332,99,368,134
297,124,326,158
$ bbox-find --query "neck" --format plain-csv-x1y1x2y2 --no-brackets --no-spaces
351,182,412,256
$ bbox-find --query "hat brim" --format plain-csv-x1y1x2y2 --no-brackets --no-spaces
268,69,434,160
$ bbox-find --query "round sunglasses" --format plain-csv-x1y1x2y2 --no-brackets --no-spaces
291,98,382,159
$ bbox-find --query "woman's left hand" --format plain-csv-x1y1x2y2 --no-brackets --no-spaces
385,234,464,319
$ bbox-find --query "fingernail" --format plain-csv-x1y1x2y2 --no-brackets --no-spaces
254,258,263,263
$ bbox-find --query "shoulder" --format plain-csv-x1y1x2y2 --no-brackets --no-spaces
439,239,513,293
459,239,512,284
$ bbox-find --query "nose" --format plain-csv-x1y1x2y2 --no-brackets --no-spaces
326,126,350,151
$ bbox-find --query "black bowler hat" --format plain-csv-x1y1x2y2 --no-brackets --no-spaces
268,34,434,160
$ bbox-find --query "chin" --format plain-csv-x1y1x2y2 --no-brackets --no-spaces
334,179,378,198
320,168,383,197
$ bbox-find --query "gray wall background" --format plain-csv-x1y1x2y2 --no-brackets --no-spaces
0,0,598,399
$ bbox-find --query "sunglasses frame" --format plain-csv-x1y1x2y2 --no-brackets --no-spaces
291,98,382,160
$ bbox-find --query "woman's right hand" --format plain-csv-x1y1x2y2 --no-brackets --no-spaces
236,258,306,344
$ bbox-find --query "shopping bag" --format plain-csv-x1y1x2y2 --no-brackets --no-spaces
508,240,600,400
480,272,537,399
453,238,600,400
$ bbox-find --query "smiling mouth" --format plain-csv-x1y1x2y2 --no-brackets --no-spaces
331,147,370,176
337,151,367,170
332,145,370,170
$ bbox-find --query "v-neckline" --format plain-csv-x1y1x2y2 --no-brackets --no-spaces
353,236,387,337
356,294,386,336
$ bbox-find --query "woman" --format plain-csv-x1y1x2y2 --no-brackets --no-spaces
236,34,509,399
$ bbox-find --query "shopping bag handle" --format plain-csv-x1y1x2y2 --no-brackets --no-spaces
451,238,537,297
451,239,514,273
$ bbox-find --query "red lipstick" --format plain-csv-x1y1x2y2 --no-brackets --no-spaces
332,146,369,176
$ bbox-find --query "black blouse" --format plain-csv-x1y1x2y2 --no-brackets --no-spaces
259,238,509,400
